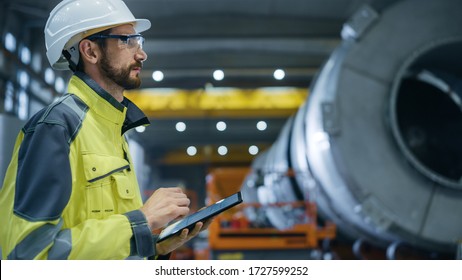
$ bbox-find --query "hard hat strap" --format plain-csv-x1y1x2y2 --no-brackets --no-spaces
62,49,77,72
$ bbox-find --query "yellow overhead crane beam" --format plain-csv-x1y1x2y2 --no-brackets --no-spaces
125,87,308,118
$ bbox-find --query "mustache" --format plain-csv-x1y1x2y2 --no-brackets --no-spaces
131,62,143,69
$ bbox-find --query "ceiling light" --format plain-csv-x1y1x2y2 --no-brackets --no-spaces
249,145,259,155
216,121,227,131
256,121,267,131
186,146,197,156
20,46,31,65
152,70,164,82
4,82,14,112
175,121,186,132
217,145,228,156
31,52,42,72
213,70,224,81
18,90,28,120
135,126,146,133
55,77,65,93
5,33,16,52
273,69,285,80
45,68,55,84
18,71,29,88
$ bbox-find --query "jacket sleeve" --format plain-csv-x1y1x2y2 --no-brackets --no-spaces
4,120,155,259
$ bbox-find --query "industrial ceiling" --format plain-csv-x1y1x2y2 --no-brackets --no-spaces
1,0,383,165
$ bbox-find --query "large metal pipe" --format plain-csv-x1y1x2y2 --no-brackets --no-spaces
242,0,462,254
242,117,308,230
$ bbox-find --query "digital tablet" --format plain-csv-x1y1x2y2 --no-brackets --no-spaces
157,191,243,243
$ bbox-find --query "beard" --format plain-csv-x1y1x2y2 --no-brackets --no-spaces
100,52,142,90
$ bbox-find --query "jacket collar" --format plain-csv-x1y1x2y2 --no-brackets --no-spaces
70,71,150,135
121,98,150,135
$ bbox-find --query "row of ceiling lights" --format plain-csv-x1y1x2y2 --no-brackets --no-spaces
173,120,267,132
136,120,268,133
5,32,286,93
4,32,67,94
135,120,267,156
152,69,286,82
185,144,260,156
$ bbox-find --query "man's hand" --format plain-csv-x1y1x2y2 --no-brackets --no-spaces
155,218,214,256
140,187,190,230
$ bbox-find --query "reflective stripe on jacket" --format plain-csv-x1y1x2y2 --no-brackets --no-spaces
0,72,154,259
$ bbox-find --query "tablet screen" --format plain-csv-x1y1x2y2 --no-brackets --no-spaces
157,191,243,242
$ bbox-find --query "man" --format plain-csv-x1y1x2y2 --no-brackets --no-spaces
0,0,206,259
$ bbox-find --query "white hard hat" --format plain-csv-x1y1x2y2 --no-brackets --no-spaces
45,0,151,70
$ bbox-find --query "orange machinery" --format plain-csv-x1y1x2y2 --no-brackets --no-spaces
200,167,336,259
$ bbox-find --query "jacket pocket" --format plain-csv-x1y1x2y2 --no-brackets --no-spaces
82,153,132,219
112,173,135,199
82,153,130,183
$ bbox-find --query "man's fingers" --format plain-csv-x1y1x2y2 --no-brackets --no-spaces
201,218,213,230
174,206,190,219
176,197,190,207
168,187,186,194
180,228,189,239
190,222,203,236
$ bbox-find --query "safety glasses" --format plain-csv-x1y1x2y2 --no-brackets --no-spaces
87,34,145,50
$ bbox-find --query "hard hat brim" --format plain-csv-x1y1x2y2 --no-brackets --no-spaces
133,19,151,33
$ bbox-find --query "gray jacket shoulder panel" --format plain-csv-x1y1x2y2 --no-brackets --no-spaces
14,94,88,221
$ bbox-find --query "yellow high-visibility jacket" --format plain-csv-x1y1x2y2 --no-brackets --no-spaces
0,71,155,259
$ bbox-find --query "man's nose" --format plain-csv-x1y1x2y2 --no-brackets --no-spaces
136,47,147,62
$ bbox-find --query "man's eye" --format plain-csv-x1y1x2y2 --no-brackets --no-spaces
128,38,137,47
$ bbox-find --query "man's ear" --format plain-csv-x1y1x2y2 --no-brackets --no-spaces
79,39,100,65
